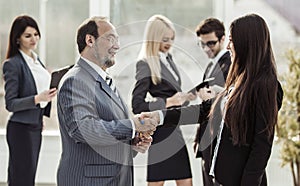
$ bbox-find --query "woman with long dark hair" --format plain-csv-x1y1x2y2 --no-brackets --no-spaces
206,13,283,186
3,15,56,186
143,13,283,186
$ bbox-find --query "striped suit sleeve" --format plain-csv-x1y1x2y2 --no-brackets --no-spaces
57,77,133,146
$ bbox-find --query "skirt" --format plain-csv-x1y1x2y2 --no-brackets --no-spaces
147,126,192,181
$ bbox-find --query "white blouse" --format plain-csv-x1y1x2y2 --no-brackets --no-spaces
159,52,179,81
20,50,51,108
209,86,234,177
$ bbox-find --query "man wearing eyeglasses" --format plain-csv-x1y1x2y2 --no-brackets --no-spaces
194,18,231,186
56,16,157,186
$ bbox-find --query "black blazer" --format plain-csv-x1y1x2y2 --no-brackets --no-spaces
203,51,231,86
162,82,283,186
3,52,51,125
131,54,183,114
195,51,231,158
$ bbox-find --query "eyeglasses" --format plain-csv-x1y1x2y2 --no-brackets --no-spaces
198,40,219,48
100,35,120,45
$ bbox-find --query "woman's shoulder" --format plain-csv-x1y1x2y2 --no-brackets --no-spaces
255,78,283,109
136,58,150,69
136,58,148,65
4,54,23,65
3,54,23,69
135,58,151,79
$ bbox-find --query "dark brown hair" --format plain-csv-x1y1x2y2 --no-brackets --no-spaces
212,14,278,145
76,17,104,53
195,18,225,40
6,15,40,59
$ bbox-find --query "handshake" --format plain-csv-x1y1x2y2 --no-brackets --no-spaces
132,111,161,138
131,111,160,153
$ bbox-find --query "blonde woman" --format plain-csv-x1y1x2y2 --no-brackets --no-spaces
131,15,195,186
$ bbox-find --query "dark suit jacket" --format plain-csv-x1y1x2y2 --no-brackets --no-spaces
131,54,183,114
162,82,283,186
3,52,51,125
57,58,135,186
196,51,231,158
203,51,231,86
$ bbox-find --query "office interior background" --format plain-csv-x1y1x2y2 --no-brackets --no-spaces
0,0,299,185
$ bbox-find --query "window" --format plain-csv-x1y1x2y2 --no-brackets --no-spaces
0,0,212,130
0,0,88,130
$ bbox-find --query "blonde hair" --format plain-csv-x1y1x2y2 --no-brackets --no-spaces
138,15,175,85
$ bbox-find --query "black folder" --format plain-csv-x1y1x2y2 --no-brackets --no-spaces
188,77,215,94
50,65,74,89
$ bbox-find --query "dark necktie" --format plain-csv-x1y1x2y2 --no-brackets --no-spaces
204,61,213,79
105,75,119,97
166,56,179,81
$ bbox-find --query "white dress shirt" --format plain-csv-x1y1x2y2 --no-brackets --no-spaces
207,49,228,77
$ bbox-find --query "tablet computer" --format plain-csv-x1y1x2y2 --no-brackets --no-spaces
50,65,74,89
188,77,215,94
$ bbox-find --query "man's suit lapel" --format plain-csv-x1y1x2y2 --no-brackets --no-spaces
208,51,230,78
203,61,213,80
97,76,128,114
78,59,127,113
209,63,221,78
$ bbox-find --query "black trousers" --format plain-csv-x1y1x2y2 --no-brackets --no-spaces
201,147,220,186
6,121,42,186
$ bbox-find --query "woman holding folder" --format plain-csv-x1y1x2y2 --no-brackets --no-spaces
131,14,196,186
2,15,57,186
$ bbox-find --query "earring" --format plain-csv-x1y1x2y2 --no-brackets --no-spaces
16,41,19,44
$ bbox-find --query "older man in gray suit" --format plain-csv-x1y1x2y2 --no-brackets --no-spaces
56,16,157,186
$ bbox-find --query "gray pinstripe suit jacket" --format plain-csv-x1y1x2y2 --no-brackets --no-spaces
57,58,135,186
